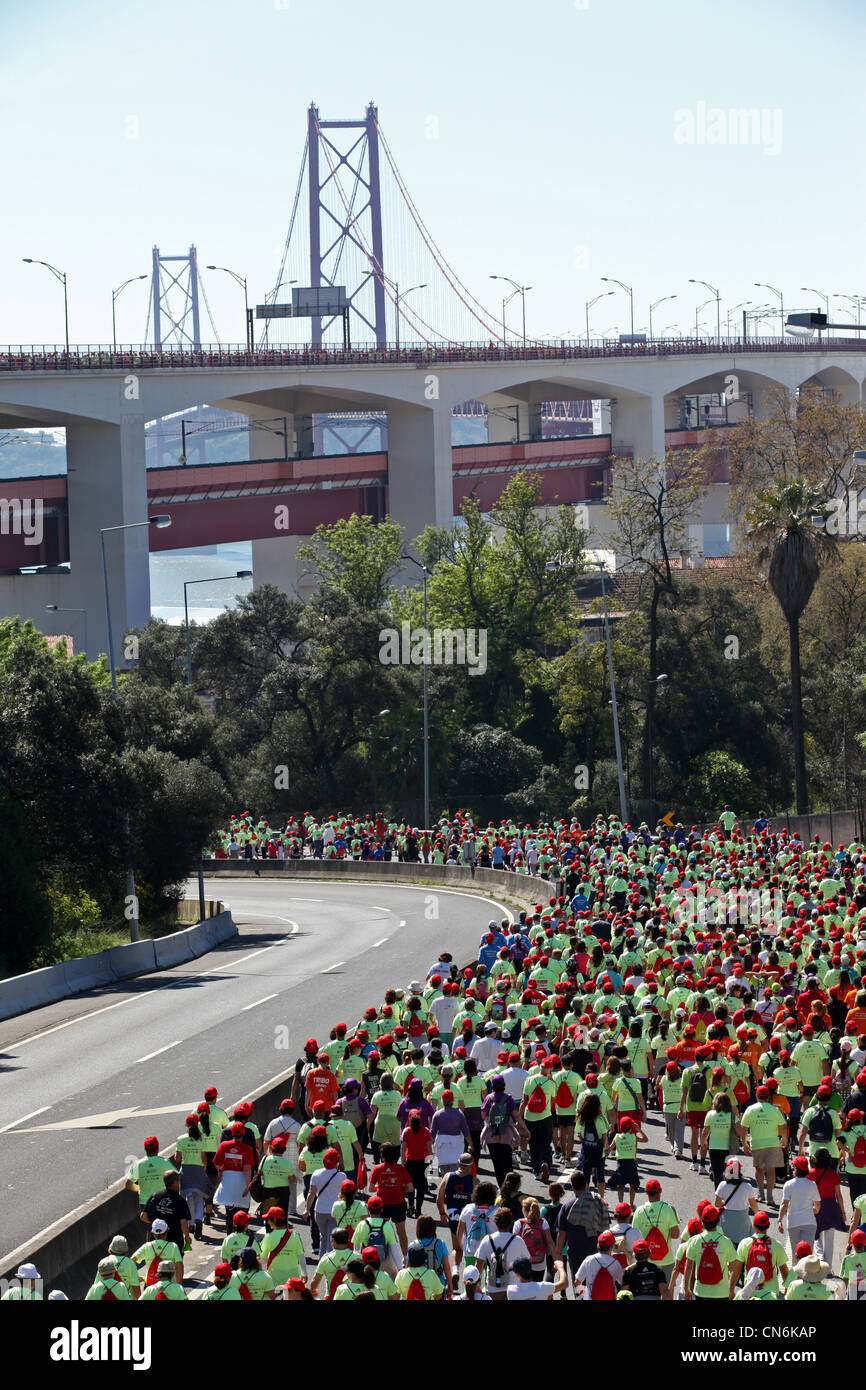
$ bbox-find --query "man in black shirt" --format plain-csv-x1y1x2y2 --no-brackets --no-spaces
620,1240,669,1299
142,1171,191,1251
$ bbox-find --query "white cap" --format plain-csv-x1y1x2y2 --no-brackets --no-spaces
152,1218,169,1234
48,1290,69,1300
462,1265,481,1283
16,1263,39,1280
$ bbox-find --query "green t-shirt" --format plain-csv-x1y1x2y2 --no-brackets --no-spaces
314,1248,354,1298
259,1226,305,1283
202,1283,242,1300
140,1280,186,1300
844,1125,866,1175
772,1065,803,1099
801,1105,841,1158
334,1279,385,1300
522,1073,556,1122
221,1232,260,1264
175,1134,205,1166
658,1074,684,1114
613,1131,638,1161
741,1102,784,1150
260,1152,295,1188
704,1108,735,1151
785,1278,833,1300
735,1235,788,1292
394,1267,443,1300
633,1200,679,1267
127,1155,175,1205
85,1276,130,1300
371,1090,401,1141
791,1040,829,1087
230,1269,276,1300
685,1231,737,1298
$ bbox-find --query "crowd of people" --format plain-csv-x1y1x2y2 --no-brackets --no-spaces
9,808,866,1302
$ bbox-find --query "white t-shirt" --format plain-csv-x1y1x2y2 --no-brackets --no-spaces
308,1167,346,1215
458,1203,497,1256
430,996,460,1032
507,1279,555,1300
781,1176,821,1226
574,1253,623,1300
715,1177,755,1212
501,1066,529,1102
476,1231,530,1290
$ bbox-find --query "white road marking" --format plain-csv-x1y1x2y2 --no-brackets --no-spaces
241,994,278,1012
135,1040,182,1064
13,991,159,1048
286,898,322,904
370,906,390,913
211,944,282,971
320,961,344,974
0,1106,51,1133
371,938,389,948
12,1102,197,1133
399,919,406,927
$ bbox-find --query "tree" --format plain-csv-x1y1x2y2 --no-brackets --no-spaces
0,783,53,976
746,475,838,812
296,513,404,609
605,449,708,803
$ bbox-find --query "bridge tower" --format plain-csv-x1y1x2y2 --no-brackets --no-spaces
149,245,202,349
307,102,387,349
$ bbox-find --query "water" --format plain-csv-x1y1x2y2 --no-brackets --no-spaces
149,542,252,624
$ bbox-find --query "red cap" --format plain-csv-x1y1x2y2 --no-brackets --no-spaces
646,1178,662,1193
232,1211,249,1228
597,1231,615,1247
230,1121,245,1137
144,1135,159,1150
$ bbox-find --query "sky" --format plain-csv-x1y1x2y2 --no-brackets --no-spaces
1,0,864,345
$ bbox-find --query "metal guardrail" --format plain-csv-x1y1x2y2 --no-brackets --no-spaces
2,336,866,373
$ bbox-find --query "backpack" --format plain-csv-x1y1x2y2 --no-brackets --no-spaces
416,1238,441,1273
364,1218,388,1256
517,1220,546,1265
488,1095,510,1137
611,1231,630,1270
688,1068,708,1104
696,1238,724,1286
745,1236,774,1282
407,1011,425,1038
406,1276,427,1300
852,1133,866,1168
327,1266,347,1299
555,1075,575,1110
341,1094,363,1127
526,1083,548,1115
491,1234,516,1288
465,1207,491,1249
808,1107,834,1143
590,1256,617,1300
154,1285,169,1301
643,1207,669,1261
733,1078,750,1106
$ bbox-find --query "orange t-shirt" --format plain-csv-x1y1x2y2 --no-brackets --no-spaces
305,1068,339,1111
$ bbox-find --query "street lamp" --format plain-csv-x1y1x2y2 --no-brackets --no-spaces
262,279,298,343
111,275,147,351
369,708,391,810
649,295,676,343
726,301,752,337
754,282,785,338
594,559,628,823
833,293,866,330
23,258,69,352
601,277,635,341
490,275,532,349
100,514,172,943
586,292,614,347
207,265,250,349
183,571,253,686
801,287,830,340
394,282,426,351
689,279,721,343
45,603,87,654
402,553,430,830
182,568,252,916
695,298,714,339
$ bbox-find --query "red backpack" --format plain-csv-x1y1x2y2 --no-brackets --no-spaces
154,1284,169,1301
852,1133,866,1168
407,1011,425,1038
733,1078,750,1106
526,1083,548,1114
745,1236,774,1282
517,1219,546,1265
406,1275,427,1300
327,1267,347,1300
643,1209,669,1262
554,1076,575,1110
590,1257,617,1300
696,1238,724,1287
238,1279,253,1301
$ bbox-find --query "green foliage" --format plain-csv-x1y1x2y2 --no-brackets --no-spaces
686,751,753,816
0,783,53,976
296,513,404,610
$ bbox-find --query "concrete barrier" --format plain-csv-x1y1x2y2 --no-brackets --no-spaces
0,904,237,1025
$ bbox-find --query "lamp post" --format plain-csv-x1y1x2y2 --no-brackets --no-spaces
801,286,830,341
595,559,628,824
688,279,721,342
207,265,250,348
833,293,866,330
490,275,531,349
402,553,430,830
601,277,635,342
183,571,253,686
45,603,87,654
586,292,614,347
100,514,172,942
262,279,298,343
369,708,391,810
23,258,68,352
182,568,252,917
649,295,676,343
726,301,752,337
754,282,785,338
111,275,147,351
694,298,714,339
394,282,426,351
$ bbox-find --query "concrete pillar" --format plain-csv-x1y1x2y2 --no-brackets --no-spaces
248,411,316,601
487,403,519,443
610,392,666,461
525,401,543,442
751,387,778,422
387,401,454,543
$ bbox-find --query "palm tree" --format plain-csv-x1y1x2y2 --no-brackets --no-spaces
747,475,839,813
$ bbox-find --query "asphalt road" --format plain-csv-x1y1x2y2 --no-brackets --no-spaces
0,877,512,1262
